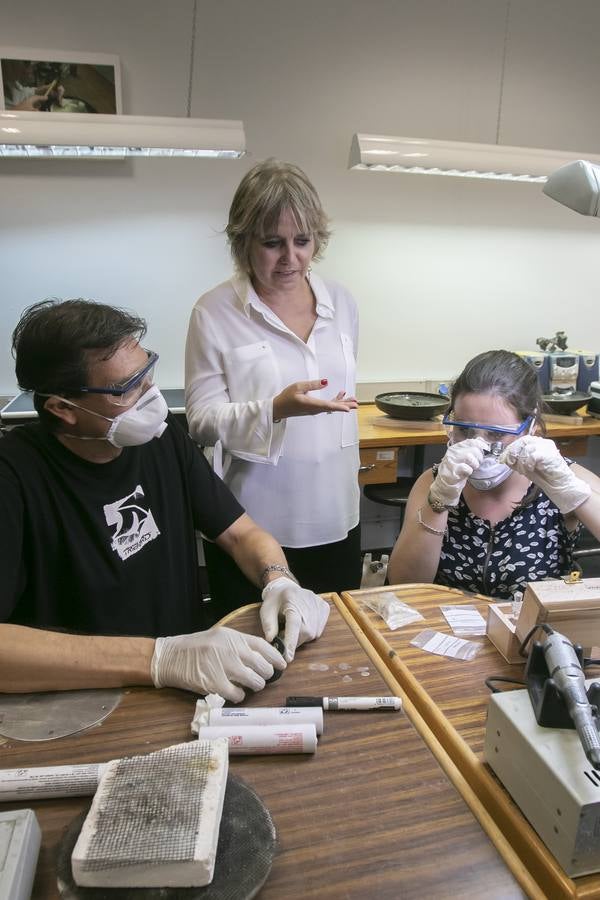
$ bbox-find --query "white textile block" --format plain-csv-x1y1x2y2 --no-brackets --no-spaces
72,739,229,888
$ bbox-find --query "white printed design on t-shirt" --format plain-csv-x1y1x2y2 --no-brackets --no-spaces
103,485,160,561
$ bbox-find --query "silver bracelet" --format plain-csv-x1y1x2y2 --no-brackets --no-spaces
261,564,298,589
417,506,447,537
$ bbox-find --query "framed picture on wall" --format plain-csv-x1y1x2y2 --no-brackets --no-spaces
0,46,122,114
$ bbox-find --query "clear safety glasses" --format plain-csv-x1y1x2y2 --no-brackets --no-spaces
78,350,159,408
442,413,533,446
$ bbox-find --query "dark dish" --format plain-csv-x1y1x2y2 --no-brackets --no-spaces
542,391,591,415
374,391,450,420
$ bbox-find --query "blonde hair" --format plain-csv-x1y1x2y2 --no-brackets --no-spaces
226,159,331,274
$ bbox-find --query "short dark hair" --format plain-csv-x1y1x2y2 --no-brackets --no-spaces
12,299,147,430
450,349,546,433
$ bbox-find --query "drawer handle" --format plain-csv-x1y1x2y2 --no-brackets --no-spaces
359,464,376,473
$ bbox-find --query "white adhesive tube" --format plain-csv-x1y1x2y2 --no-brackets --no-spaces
198,724,317,754
208,706,323,735
0,763,108,803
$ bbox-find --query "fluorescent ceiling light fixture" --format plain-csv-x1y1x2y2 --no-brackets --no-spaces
348,133,600,183
543,160,600,217
0,111,246,159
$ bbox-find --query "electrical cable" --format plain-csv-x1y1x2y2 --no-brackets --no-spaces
484,675,526,693
518,621,553,658
486,622,600,695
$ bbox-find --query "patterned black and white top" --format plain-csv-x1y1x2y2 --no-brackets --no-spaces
433,467,581,600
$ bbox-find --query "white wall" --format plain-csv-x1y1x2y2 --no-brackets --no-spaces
1,0,600,395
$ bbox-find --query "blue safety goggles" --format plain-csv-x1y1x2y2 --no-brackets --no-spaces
78,349,159,407
442,413,533,443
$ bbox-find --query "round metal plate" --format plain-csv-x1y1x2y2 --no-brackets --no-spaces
0,689,122,742
374,391,450,420
56,774,277,899
543,391,592,415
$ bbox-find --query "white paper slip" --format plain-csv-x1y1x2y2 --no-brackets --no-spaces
410,629,482,661
440,604,487,636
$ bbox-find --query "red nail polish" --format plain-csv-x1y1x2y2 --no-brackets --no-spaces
321,378,328,386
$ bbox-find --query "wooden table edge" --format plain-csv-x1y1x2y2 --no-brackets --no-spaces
336,589,579,900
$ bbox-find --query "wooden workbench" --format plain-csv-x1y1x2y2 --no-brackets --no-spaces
340,583,600,900
0,598,528,899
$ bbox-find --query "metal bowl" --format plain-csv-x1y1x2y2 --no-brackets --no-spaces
542,391,591,415
374,391,450,420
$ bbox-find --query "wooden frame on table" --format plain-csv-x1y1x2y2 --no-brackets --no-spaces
338,585,594,900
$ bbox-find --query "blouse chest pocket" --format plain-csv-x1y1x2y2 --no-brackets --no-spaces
223,341,281,401
340,332,359,448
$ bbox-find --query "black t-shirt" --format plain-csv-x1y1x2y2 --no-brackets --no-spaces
0,414,244,637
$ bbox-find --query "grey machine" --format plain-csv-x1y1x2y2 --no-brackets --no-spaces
485,629,600,877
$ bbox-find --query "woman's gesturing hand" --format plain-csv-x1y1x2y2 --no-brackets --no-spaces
273,379,358,420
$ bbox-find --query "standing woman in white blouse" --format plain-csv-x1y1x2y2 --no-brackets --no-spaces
185,159,361,618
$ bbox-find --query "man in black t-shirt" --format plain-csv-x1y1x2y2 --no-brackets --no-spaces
0,299,329,702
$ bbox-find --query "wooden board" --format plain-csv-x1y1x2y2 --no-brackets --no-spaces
340,583,600,900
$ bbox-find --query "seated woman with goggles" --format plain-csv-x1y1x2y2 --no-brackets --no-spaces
388,349,600,599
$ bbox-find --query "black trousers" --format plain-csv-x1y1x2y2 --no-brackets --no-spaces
203,523,362,625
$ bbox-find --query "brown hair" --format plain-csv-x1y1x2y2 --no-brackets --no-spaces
226,159,331,274
450,349,545,432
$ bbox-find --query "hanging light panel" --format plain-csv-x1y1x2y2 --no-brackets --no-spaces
0,111,246,159
348,133,600,183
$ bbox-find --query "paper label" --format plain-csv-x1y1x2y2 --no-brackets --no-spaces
410,629,482,660
440,604,487,636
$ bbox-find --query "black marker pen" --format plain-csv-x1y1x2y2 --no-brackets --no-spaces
286,696,402,711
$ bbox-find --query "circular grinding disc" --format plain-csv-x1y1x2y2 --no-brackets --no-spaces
56,774,277,900
0,689,122,742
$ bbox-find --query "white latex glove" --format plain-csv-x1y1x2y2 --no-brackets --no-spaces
501,435,591,514
429,438,489,508
260,576,330,662
150,626,286,703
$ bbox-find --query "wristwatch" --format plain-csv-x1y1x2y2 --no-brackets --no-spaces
427,490,453,514
261,564,298,589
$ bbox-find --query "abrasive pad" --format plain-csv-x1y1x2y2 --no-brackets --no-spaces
72,740,229,888
57,772,277,899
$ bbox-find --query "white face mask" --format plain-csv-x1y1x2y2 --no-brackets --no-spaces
468,455,513,491
55,385,168,448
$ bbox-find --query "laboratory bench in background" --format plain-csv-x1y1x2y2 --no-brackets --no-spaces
357,403,600,485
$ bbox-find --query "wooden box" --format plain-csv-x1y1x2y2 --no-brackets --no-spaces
515,577,600,648
486,603,523,664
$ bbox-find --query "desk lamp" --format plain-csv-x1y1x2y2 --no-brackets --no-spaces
543,159,600,216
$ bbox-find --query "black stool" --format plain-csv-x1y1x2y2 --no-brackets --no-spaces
363,477,417,528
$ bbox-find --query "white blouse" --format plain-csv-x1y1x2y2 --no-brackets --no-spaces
185,272,360,548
